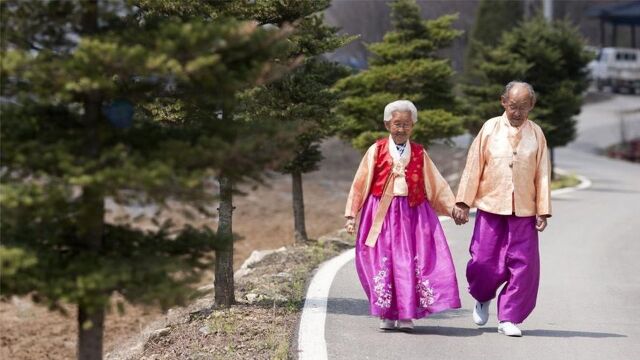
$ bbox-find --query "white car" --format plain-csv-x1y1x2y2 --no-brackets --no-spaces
588,47,640,94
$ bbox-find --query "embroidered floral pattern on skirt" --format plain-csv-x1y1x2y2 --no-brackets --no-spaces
355,195,461,320
373,257,392,309
415,258,436,309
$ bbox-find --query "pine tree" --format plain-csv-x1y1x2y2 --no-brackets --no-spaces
463,0,523,82
142,0,351,304
0,1,291,359
461,0,524,135
236,2,354,243
131,0,312,309
462,17,593,178
335,0,464,151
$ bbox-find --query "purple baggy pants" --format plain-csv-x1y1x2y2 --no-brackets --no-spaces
466,209,540,324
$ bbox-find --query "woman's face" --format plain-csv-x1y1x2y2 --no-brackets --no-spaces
385,111,414,145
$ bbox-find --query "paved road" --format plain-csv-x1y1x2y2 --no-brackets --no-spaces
323,94,640,360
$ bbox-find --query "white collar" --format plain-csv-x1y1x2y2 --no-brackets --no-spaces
388,135,411,163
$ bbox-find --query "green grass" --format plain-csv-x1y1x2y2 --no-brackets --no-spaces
551,173,580,190
265,307,290,360
209,309,236,336
281,242,337,312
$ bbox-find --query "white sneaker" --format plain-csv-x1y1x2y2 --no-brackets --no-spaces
473,300,490,326
498,321,522,337
397,319,414,331
379,318,396,330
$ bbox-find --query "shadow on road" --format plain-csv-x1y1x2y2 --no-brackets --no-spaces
410,325,484,337
327,298,474,319
409,326,626,338
523,329,627,338
427,309,472,320
585,187,640,194
548,197,580,202
327,298,628,338
327,297,370,316
470,327,626,338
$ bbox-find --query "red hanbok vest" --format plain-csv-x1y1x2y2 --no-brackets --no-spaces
370,138,426,207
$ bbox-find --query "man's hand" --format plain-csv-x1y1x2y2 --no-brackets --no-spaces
453,203,470,225
452,208,462,225
536,215,548,232
345,217,356,234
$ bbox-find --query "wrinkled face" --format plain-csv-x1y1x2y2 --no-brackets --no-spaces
501,86,534,127
384,111,414,144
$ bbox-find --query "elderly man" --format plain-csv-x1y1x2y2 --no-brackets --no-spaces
453,82,551,337
345,100,461,332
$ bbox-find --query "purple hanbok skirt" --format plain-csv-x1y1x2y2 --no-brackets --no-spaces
355,195,461,320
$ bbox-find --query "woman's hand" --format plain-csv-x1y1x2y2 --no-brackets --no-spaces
536,215,548,232
345,217,356,234
453,203,470,225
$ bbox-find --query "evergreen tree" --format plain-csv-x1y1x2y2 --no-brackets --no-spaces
461,0,523,135
462,17,593,178
144,0,351,303
0,1,291,359
237,2,354,243
335,0,464,151
132,0,311,308
463,0,523,82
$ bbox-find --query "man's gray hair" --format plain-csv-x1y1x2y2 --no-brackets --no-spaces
383,100,418,123
502,81,536,104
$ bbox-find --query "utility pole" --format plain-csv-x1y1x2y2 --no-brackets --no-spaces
523,0,532,20
543,0,553,21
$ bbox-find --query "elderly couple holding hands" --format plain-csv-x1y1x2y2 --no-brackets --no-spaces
345,81,551,337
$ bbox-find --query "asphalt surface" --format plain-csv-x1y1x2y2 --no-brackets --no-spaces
323,94,640,360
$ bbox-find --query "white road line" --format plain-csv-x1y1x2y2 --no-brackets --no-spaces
297,248,355,360
297,170,591,360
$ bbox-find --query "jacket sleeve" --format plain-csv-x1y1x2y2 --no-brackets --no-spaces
534,126,552,217
423,150,455,217
345,144,377,218
456,123,488,207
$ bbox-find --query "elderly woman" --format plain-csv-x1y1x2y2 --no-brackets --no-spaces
345,100,461,331
454,81,551,337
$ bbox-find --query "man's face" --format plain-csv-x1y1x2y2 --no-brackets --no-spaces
385,111,414,144
501,87,534,126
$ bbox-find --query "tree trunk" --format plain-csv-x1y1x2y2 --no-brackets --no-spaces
77,3,105,359
77,76,105,360
215,175,235,307
76,183,105,360
77,92,106,360
550,146,556,181
78,305,105,360
291,171,308,243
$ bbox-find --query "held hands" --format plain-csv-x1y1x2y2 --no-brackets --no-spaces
452,203,470,225
345,217,356,234
536,215,548,232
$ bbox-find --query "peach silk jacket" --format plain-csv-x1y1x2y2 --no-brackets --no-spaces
345,140,455,220
456,114,552,217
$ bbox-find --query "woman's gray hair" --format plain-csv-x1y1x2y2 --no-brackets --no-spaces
502,81,536,105
383,100,418,123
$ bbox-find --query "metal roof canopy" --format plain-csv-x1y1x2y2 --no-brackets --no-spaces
587,1,640,47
